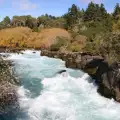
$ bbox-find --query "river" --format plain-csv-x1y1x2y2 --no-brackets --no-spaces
1,50,120,120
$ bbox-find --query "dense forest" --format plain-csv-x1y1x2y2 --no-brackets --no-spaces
1,2,120,62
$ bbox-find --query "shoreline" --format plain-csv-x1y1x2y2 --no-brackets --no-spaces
41,50,103,69
0,47,26,53
41,50,120,103
0,53,20,115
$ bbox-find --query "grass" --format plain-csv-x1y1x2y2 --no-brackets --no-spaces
0,27,71,49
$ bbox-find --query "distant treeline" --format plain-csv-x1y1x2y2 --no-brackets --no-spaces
0,2,120,33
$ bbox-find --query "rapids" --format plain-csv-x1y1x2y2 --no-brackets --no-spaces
1,50,120,120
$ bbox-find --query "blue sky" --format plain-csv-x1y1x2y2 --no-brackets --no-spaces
0,0,119,21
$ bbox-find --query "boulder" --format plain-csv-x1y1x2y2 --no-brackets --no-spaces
85,59,120,102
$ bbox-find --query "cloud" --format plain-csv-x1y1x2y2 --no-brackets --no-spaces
80,0,104,4
12,0,37,11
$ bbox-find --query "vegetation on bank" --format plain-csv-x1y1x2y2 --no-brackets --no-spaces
0,2,120,61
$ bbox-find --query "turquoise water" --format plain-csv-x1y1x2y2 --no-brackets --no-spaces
2,50,120,120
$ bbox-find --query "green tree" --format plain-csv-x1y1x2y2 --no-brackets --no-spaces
26,16,37,29
100,4,107,20
83,2,97,21
11,15,37,29
3,16,11,26
113,3,120,20
84,2,107,22
64,4,80,28
12,15,27,26
37,15,50,28
103,14,113,31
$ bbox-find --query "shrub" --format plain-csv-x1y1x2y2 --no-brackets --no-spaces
32,27,39,32
70,44,81,52
67,42,82,52
84,32,120,62
50,37,68,51
50,44,60,51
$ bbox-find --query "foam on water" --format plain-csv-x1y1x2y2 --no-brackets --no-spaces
4,50,120,120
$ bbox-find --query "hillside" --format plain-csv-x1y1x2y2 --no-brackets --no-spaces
27,28,71,48
0,27,71,49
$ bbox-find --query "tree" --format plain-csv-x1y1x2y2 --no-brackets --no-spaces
100,4,107,19
113,3,120,20
11,16,27,26
37,14,63,28
83,2,97,21
3,16,11,26
64,4,80,28
11,15,38,29
26,16,37,29
37,15,50,28
83,2,107,22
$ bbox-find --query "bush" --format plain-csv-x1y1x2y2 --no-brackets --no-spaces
50,44,61,51
50,37,68,51
67,42,82,52
70,45,81,52
32,27,39,32
84,32,120,62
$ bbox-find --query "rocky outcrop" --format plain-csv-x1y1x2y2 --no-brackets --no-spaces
41,50,120,102
0,55,19,114
85,59,120,102
41,50,103,69
0,47,24,53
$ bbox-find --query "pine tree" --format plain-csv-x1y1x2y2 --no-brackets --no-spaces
64,4,80,28
83,2,97,21
84,2,107,22
100,4,107,19
113,3,120,20
95,4,101,21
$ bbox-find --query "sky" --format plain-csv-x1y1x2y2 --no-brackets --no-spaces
0,0,120,21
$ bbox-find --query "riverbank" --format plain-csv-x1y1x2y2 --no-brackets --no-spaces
41,50,103,69
0,54,19,115
41,50,120,103
0,47,25,53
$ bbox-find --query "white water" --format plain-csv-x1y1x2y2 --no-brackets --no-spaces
4,50,120,120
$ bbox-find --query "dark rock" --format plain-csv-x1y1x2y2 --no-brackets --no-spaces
85,59,120,102
0,47,6,53
0,47,25,54
57,70,67,74
97,83,116,99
